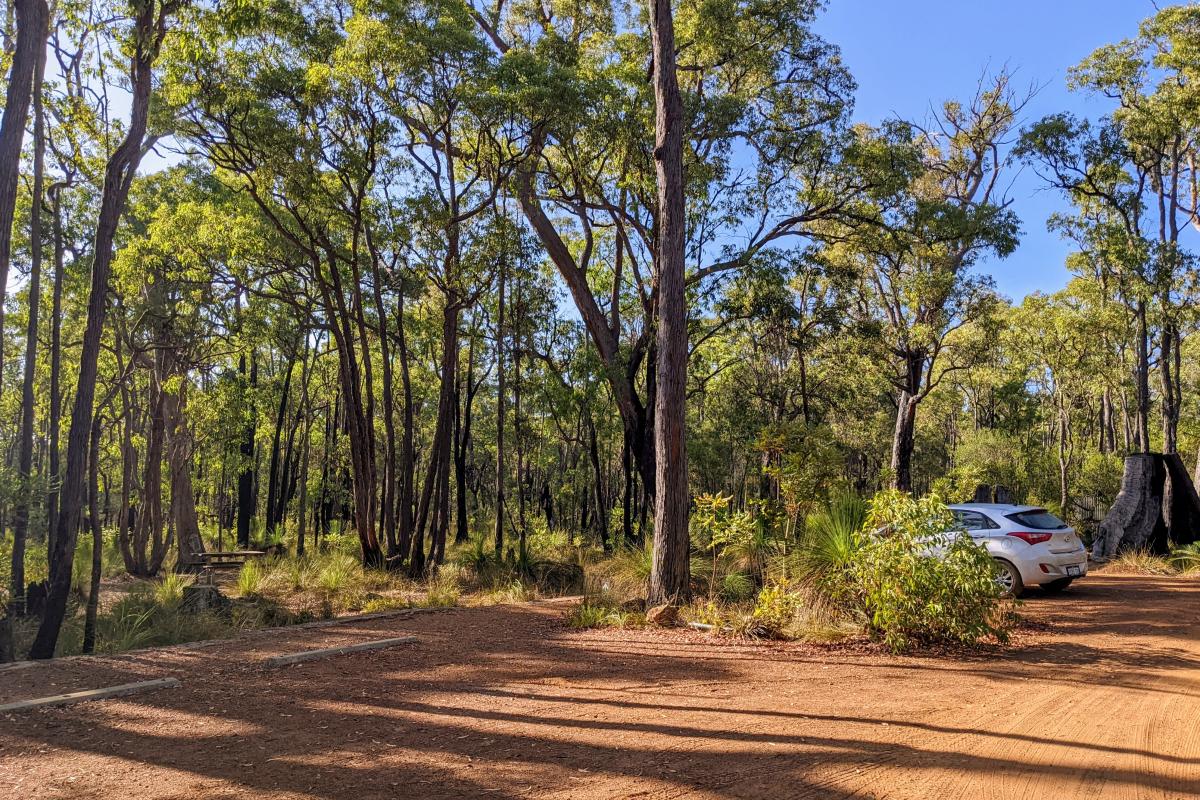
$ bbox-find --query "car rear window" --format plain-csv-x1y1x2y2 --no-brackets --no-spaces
1005,509,1068,530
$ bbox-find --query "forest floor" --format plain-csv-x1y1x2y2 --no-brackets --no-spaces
1,573,1198,799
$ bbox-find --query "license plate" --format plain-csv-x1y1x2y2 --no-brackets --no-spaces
1066,565,1082,577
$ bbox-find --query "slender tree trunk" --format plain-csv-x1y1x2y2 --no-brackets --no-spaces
236,349,258,548
422,301,460,569
265,350,295,537
1160,321,1180,454
1135,299,1151,453
396,293,415,562
646,0,690,606
29,1,168,658
82,417,103,654
9,16,47,614
0,0,48,394
46,183,66,546
494,261,506,559
454,328,476,545
1058,405,1070,514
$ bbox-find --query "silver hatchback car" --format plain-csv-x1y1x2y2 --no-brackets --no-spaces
947,504,1088,597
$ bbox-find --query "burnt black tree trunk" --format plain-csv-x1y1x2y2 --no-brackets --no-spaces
236,348,258,549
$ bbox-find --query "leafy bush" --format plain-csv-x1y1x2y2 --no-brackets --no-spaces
732,584,803,639
796,492,867,595
848,490,1009,652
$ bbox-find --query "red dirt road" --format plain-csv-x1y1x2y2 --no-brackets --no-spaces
1,573,1198,799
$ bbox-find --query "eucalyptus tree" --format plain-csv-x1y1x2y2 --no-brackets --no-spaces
368,0,522,572
1008,287,1114,513
168,0,402,566
834,74,1022,492
31,0,181,660
463,0,863,548
1018,5,1200,455
0,0,49,396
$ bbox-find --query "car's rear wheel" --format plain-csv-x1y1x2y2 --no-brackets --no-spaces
993,559,1024,598
1041,577,1073,594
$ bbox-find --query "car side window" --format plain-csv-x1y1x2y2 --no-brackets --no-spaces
976,513,1000,529
955,510,998,531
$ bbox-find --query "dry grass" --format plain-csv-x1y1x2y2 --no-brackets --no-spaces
1099,549,1177,576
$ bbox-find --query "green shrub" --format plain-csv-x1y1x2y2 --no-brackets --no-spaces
734,584,803,639
848,490,1009,652
797,492,867,594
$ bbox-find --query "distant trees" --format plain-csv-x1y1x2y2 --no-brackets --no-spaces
1,0,1198,658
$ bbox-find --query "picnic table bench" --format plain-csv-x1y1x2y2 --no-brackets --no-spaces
193,550,266,583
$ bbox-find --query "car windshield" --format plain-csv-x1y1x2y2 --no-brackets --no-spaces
1005,509,1068,530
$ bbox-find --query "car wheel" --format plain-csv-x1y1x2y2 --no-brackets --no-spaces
993,559,1024,598
1041,577,1073,594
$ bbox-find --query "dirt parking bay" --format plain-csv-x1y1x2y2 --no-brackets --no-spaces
1,573,1198,799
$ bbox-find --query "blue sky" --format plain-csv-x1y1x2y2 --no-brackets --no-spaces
814,0,1167,301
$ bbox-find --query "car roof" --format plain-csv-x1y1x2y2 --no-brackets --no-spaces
948,503,1044,513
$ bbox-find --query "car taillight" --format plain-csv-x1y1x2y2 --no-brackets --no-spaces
1008,531,1052,545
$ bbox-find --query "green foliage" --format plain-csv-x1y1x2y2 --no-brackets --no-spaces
847,491,1009,652
796,492,867,595
567,600,644,630
236,560,265,597
1168,543,1200,574
154,573,193,608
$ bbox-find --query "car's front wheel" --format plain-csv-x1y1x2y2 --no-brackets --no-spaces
1041,577,1073,594
993,559,1024,598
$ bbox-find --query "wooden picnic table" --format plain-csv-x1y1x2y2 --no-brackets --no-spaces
192,550,266,583
199,550,266,565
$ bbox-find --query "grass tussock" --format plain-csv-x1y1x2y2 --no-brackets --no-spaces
1103,549,1177,575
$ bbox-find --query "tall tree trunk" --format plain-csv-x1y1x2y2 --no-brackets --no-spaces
646,0,690,606
29,1,169,659
419,300,460,571
46,183,66,547
1134,298,1151,453
493,261,506,559
167,378,205,571
891,392,918,493
236,349,258,548
82,416,103,654
454,327,476,545
0,0,48,394
9,15,47,614
1160,321,1180,454
396,293,415,562
265,349,295,537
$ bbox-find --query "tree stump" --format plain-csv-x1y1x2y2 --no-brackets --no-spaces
181,585,232,616
1093,455,1168,560
1161,453,1200,547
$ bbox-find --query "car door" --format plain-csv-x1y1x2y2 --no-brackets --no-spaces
952,510,1001,544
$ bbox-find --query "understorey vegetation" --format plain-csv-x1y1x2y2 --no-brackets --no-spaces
0,2,1198,660
571,491,1013,653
